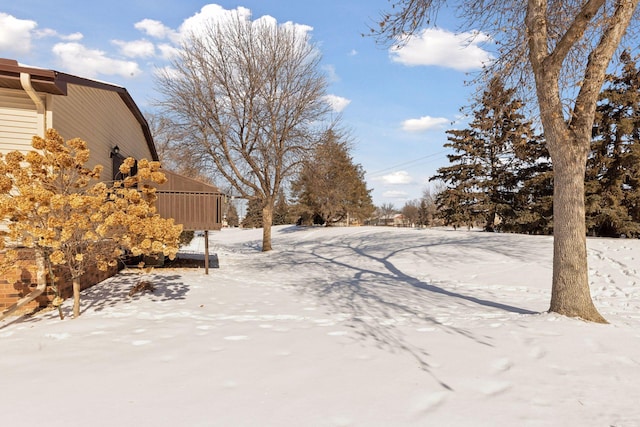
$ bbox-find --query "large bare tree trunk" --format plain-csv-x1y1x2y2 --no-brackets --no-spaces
549,136,606,323
261,204,274,252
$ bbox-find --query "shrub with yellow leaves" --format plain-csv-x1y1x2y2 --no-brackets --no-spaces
0,129,183,318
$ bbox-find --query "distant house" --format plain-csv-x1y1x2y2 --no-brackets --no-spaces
0,58,223,314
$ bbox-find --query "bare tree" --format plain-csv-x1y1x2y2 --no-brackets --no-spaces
145,112,211,181
155,13,331,251
378,202,397,226
401,199,420,227
372,0,639,322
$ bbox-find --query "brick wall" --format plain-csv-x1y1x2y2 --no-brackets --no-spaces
0,249,118,313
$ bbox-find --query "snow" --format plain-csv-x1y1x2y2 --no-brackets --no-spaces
1,225,640,426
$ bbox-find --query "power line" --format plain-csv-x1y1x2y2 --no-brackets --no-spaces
366,150,449,178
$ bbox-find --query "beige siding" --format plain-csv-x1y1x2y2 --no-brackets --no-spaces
0,88,40,154
50,84,152,177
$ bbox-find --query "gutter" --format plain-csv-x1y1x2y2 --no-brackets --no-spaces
19,71,46,137
0,73,48,322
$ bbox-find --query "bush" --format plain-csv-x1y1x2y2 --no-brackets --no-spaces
179,230,195,247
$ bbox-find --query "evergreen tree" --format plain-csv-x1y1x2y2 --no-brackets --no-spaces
431,78,543,232
241,197,263,228
507,133,554,234
273,192,294,225
292,130,375,226
587,50,640,237
225,201,239,227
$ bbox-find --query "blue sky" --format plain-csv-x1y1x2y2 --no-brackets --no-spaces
0,1,493,207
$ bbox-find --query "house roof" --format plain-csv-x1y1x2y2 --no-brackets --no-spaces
0,58,158,161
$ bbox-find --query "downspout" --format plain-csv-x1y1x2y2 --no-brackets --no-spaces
20,71,46,136
0,73,48,322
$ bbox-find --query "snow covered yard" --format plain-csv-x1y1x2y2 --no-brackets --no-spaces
1,226,640,426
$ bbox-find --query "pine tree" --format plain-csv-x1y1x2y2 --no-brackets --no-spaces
587,50,640,237
507,133,554,234
292,130,375,226
241,197,263,228
225,201,239,227
432,78,539,231
417,199,430,227
273,192,294,226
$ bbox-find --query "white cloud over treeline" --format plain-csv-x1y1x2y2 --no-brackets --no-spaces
402,116,449,132
390,28,493,71
380,171,413,185
324,94,351,113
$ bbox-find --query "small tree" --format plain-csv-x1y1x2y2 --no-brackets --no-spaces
432,78,538,232
418,185,441,227
242,197,264,229
378,203,397,226
0,129,182,318
401,200,420,227
292,129,375,226
156,12,331,251
225,202,240,227
273,193,295,226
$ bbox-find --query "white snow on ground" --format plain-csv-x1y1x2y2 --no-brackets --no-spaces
1,225,640,426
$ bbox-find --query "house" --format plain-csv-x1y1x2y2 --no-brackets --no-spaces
0,58,156,174
0,58,223,314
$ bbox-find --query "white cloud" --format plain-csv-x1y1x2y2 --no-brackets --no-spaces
176,5,312,45
134,19,175,40
178,4,252,42
279,19,314,39
52,42,142,79
157,43,180,60
323,94,351,113
60,32,83,41
34,28,83,41
33,28,57,38
382,190,409,199
132,5,315,63
112,39,155,58
323,64,339,82
153,65,180,80
349,49,358,56
381,171,414,185
402,115,449,132
0,13,37,54
390,28,493,71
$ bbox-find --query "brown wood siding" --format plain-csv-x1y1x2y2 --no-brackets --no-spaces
156,192,224,231
50,84,152,177
161,170,221,193
0,88,39,153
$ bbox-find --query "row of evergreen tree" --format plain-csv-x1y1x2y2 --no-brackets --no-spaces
432,51,640,238
226,52,640,236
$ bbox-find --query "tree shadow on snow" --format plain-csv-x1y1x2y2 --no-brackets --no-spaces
78,271,189,315
1,271,190,326
274,230,542,391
